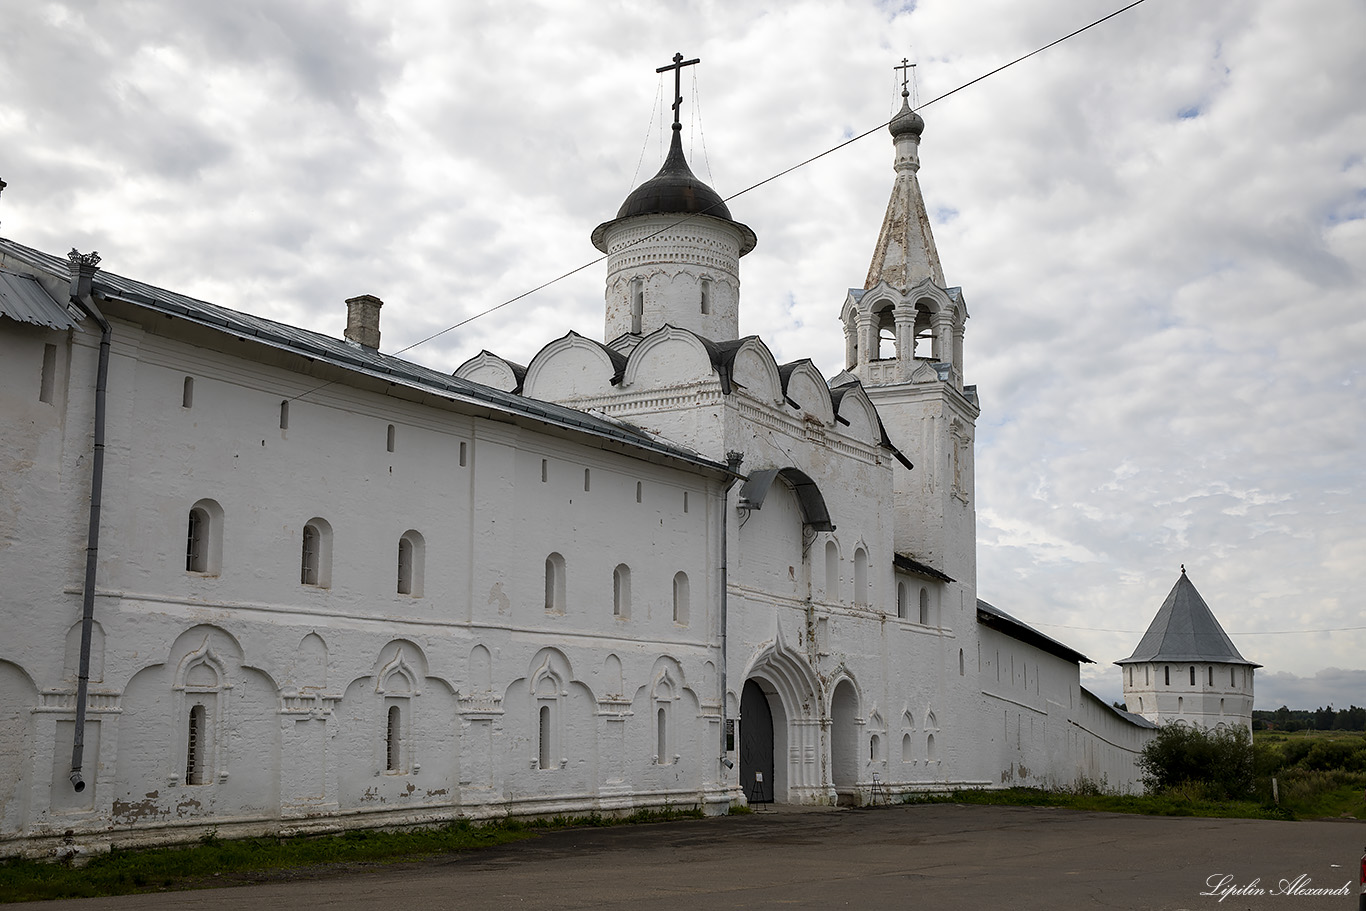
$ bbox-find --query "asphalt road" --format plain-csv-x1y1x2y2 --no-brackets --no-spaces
15,804,1366,910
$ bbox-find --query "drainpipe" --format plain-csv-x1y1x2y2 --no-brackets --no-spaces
66,250,108,793
718,451,744,778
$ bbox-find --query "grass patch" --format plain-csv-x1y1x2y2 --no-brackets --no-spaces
0,804,706,903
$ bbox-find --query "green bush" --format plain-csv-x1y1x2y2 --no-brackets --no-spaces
1137,724,1253,799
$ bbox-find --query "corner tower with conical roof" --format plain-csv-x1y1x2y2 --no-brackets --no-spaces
1117,569,1258,732
593,55,756,345
844,68,979,594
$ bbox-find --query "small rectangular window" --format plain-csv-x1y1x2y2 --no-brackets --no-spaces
584,468,591,491
683,491,689,513
541,459,548,482
459,441,467,467
386,424,396,453
39,344,57,403
635,481,642,503
182,376,194,409
279,400,289,430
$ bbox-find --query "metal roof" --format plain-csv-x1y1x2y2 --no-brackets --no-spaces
977,598,1093,665
892,553,953,583
1116,571,1260,667
0,269,79,329
0,238,729,476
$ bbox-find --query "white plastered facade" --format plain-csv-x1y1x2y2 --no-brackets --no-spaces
0,91,1157,858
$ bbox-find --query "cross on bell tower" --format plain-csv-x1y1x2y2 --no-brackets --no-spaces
656,52,700,132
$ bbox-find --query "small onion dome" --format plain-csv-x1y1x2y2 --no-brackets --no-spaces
592,129,756,255
889,95,924,139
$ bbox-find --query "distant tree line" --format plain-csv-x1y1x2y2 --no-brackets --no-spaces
1252,705,1366,732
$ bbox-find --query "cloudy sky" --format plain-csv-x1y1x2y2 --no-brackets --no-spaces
3,0,1363,710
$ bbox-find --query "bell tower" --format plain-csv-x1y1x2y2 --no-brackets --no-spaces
846,63,979,591
592,54,756,345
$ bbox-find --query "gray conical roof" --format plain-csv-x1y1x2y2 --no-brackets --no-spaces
1116,571,1260,667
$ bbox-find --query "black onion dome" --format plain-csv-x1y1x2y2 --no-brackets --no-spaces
889,96,924,138
592,129,756,255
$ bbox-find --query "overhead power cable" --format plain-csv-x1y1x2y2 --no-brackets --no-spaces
385,0,1149,362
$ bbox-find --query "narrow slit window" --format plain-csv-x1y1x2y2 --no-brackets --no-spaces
613,564,630,618
459,441,467,467
672,571,690,625
1164,666,1170,686
657,707,667,762
182,376,194,409
897,582,908,619
386,705,401,772
386,424,395,453
1208,666,1214,686
301,523,321,586
683,491,689,513
630,279,643,334
918,588,929,624
279,400,289,429
186,509,207,572
538,705,552,770
635,481,642,503
39,344,57,403
541,459,548,483
1189,665,1196,686
185,703,206,784
700,279,711,315
398,537,414,594
584,468,591,491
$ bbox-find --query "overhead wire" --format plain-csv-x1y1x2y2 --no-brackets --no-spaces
288,0,1151,399
387,0,1150,362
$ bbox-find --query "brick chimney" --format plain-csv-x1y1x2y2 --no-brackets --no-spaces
344,294,383,349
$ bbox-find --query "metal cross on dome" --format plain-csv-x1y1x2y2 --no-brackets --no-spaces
657,52,700,130
895,57,916,93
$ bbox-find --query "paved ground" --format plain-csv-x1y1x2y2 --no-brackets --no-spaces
15,804,1366,910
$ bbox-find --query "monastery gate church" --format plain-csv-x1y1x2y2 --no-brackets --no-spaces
0,64,1156,855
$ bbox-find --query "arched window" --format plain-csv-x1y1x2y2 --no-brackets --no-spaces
657,707,668,763
386,705,401,772
301,518,332,588
538,704,552,770
635,481,642,503
279,400,289,430
613,564,631,618
185,499,223,575
630,278,644,334
870,734,881,761
853,548,868,605
918,587,929,624
901,733,912,762
386,423,396,453
545,553,565,613
397,530,424,596
700,278,711,315
825,541,839,601
959,648,965,676
185,703,207,785
584,468,591,491
926,732,937,762
897,582,908,619
673,571,690,625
